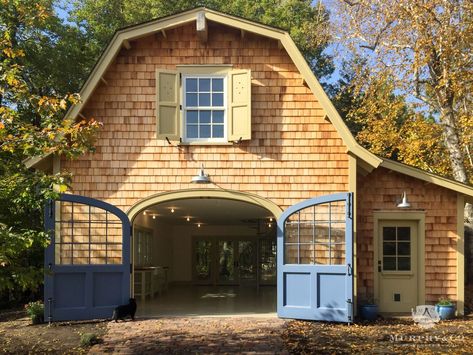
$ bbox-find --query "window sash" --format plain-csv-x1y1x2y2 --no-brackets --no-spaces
183,75,227,142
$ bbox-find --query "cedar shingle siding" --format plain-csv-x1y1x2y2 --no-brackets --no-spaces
357,168,458,303
63,22,349,211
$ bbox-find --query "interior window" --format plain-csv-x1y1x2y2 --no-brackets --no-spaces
184,76,226,141
135,229,152,267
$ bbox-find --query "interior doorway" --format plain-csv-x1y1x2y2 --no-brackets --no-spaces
193,236,276,285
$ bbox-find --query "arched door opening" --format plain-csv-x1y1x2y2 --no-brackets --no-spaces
131,195,278,316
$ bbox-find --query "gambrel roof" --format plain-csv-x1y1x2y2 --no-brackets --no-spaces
25,7,473,203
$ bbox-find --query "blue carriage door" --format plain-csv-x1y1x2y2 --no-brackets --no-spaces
277,193,354,322
44,194,131,321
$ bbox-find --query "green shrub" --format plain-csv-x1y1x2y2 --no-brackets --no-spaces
24,301,44,318
80,333,101,347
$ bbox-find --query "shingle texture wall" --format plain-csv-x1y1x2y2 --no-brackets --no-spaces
357,167,458,303
62,22,349,212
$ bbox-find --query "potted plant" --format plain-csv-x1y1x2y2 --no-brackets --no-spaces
359,297,378,321
435,298,455,320
25,301,44,325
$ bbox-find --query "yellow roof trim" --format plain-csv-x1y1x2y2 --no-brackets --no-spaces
23,152,53,172
381,158,473,203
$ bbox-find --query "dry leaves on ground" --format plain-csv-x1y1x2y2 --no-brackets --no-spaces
283,317,473,354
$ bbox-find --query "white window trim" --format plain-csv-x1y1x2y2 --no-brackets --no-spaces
182,74,228,143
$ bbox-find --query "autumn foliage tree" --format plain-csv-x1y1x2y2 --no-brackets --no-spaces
332,0,473,222
0,0,100,298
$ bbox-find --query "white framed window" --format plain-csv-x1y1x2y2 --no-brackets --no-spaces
156,66,251,143
183,76,226,142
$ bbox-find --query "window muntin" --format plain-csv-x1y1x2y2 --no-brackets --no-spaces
284,200,346,265
56,201,123,265
183,76,226,142
382,226,411,271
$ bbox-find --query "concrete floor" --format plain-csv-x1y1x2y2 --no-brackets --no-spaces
136,284,277,317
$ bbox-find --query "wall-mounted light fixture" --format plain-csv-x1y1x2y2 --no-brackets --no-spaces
397,191,411,208
191,164,211,184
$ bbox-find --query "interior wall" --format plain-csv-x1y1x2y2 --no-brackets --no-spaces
133,215,173,268
133,216,266,283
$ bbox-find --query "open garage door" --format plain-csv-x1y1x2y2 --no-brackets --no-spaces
277,193,353,323
44,194,131,321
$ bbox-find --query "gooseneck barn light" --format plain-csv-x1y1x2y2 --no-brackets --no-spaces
191,164,211,184
397,191,411,208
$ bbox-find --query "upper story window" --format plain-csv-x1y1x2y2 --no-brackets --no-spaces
184,76,226,142
156,66,251,144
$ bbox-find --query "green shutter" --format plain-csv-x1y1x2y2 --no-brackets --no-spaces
156,69,180,140
228,69,251,141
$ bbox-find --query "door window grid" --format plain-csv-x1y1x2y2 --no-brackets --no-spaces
284,201,346,265
55,202,123,265
382,226,411,271
184,77,226,141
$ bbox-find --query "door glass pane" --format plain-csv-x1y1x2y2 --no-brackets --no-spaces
260,239,276,283
383,242,396,255
331,243,345,265
56,202,122,265
398,257,411,271
284,244,298,264
397,227,410,241
195,240,212,281
314,243,329,264
397,242,410,256
383,227,396,241
238,241,256,281
300,243,315,264
381,226,412,272
284,200,346,265
218,241,234,282
383,257,396,271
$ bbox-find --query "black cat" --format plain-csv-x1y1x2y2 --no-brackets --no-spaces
112,298,137,322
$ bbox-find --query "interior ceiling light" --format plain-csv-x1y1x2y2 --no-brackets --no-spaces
191,164,211,184
171,208,175,213
143,211,147,215
397,191,411,208
152,215,156,219
186,217,190,222
197,223,201,228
